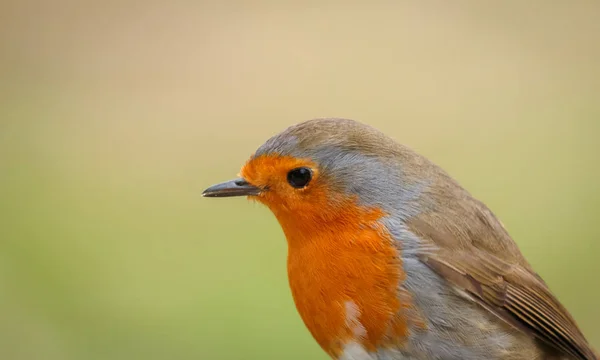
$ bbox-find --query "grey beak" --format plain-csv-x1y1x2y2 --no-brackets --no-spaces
202,178,262,198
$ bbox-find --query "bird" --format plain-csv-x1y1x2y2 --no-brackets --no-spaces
202,118,597,360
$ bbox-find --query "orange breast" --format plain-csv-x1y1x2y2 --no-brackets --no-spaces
284,205,410,357
239,155,419,356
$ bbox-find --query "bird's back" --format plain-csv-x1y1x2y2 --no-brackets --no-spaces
367,127,594,359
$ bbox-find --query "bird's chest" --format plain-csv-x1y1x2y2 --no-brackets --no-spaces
286,236,408,358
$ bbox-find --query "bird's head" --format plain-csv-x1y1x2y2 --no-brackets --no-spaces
203,118,429,243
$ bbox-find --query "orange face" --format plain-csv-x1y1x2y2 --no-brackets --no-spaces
240,154,338,223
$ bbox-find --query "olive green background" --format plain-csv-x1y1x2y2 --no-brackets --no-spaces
1,1,599,359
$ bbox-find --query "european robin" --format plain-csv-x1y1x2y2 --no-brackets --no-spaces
203,118,597,360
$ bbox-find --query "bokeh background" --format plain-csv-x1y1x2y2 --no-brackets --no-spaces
1,1,599,359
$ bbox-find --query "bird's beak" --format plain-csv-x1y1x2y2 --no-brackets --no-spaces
202,178,262,198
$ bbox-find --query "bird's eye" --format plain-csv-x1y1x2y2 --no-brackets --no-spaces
287,167,312,189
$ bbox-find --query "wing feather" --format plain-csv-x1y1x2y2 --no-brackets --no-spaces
410,217,597,360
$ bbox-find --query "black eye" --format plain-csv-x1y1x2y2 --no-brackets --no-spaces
287,167,312,188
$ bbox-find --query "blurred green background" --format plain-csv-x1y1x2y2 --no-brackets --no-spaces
1,1,599,359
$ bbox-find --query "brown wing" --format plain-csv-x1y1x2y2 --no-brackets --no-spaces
409,217,597,360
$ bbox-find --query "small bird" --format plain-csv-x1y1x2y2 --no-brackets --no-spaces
203,118,597,360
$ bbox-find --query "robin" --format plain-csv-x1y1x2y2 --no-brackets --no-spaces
202,118,597,360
